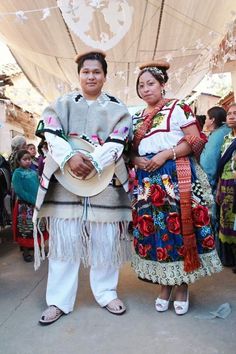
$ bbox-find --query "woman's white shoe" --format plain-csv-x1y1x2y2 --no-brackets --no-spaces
174,291,189,315
155,297,170,312
155,289,172,312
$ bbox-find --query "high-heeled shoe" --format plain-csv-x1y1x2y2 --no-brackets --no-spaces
155,288,172,312
174,290,189,315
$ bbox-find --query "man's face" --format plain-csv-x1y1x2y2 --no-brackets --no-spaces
79,59,106,100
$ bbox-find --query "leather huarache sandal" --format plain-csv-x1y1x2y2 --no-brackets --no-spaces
39,305,64,326
105,298,126,315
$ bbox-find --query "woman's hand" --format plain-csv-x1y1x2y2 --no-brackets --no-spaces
68,153,94,179
145,150,170,172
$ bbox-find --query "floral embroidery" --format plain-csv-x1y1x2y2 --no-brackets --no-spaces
152,113,165,129
137,214,155,236
166,212,181,234
139,244,152,258
192,205,210,227
156,247,168,261
177,100,194,120
162,233,169,242
202,235,215,249
150,184,166,206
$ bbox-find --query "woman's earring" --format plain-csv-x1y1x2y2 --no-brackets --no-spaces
161,89,166,96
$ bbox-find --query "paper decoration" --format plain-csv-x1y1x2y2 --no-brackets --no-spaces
41,8,51,21
15,11,28,23
57,0,134,50
210,19,236,71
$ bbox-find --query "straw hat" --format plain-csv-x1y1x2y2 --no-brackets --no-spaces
54,136,115,197
75,50,106,63
139,60,170,70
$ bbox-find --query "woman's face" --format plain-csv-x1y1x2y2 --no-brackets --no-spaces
20,153,31,169
137,71,164,106
226,105,236,129
79,59,106,99
27,145,36,157
203,114,215,132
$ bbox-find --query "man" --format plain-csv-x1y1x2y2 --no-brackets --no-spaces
34,50,132,325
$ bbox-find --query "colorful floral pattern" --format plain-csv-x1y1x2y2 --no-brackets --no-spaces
177,100,194,120
132,158,215,264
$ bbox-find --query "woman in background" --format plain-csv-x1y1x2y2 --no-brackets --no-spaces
12,150,47,262
8,135,27,171
200,106,231,263
201,106,229,190
27,143,39,172
217,103,236,273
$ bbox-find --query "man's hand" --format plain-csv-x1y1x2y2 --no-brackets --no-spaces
68,153,95,179
133,156,149,170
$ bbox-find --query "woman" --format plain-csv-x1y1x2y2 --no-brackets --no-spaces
200,107,230,260
12,150,48,262
217,103,236,273
201,106,229,191
130,61,222,315
8,135,27,171
27,143,39,172
34,50,132,325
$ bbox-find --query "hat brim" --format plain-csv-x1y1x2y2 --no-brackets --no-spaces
54,136,115,197
75,50,106,63
139,60,170,70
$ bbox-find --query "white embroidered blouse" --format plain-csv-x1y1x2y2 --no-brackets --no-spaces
133,99,196,156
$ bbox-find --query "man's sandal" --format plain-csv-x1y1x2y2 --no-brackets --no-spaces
39,305,64,326
105,298,126,315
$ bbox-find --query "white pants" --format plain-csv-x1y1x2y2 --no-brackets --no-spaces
46,220,121,314
46,259,119,313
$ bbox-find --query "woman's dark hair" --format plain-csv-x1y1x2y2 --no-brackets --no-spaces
77,53,107,76
207,106,226,128
136,67,169,98
15,149,31,167
195,115,206,130
27,143,35,149
37,138,47,156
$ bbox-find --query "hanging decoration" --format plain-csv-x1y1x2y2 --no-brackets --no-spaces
210,19,236,72
40,8,51,21
57,0,133,50
15,11,28,23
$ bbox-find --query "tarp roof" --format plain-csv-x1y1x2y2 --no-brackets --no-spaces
0,0,235,106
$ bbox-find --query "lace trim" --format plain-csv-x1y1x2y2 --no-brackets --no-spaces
131,250,222,285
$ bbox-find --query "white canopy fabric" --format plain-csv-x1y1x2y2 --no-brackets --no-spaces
0,0,235,107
